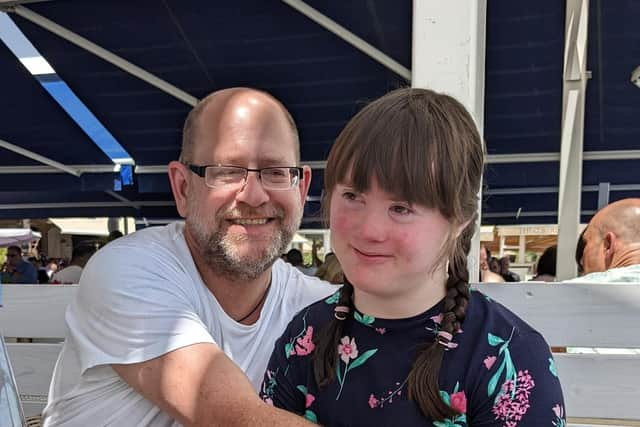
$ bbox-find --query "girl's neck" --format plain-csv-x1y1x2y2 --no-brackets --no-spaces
351,273,448,319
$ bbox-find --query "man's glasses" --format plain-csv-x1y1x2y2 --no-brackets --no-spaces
187,164,303,190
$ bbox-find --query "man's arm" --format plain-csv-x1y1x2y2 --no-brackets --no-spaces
113,342,315,427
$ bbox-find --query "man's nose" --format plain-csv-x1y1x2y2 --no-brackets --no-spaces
235,171,270,206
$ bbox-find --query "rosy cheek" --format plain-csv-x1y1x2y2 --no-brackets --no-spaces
330,208,353,235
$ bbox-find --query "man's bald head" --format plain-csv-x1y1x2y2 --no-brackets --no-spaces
581,198,640,273
590,198,640,244
179,88,300,163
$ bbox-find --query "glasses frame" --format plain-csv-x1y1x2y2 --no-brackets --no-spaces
187,164,304,190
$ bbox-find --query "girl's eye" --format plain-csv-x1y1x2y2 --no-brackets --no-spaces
391,205,412,215
342,191,358,201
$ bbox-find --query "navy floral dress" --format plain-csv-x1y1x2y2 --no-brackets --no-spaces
260,288,566,426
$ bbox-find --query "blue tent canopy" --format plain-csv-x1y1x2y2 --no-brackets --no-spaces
0,0,638,225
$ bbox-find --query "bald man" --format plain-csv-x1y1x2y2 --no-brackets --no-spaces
43,88,334,426
569,198,640,282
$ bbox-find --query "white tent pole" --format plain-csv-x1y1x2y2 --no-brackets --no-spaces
9,5,199,107
281,0,411,80
104,190,141,209
0,201,175,210
0,138,81,176
556,0,589,280
412,0,487,282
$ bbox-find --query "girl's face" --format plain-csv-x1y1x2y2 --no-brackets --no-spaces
329,178,452,301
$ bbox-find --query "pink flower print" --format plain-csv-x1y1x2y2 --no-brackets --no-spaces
338,336,359,364
264,397,273,406
484,355,497,369
305,393,315,408
431,314,444,324
375,327,386,335
368,393,380,408
552,404,563,418
293,326,315,356
449,391,467,414
492,370,536,424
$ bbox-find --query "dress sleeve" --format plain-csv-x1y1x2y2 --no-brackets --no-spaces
260,310,314,417
470,330,566,426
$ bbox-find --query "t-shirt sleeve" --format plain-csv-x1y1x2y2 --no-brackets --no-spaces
66,239,215,374
469,329,566,426
260,310,313,417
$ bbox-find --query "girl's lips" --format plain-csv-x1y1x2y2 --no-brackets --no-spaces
351,246,392,263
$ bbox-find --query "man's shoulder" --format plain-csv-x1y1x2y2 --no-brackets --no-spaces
565,264,640,283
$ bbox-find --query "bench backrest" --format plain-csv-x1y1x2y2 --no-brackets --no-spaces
475,282,640,427
0,284,78,417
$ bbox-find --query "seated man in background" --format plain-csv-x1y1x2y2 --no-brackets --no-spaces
1,246,38,284
50,242,97,284
567,198,640,283
43,87,334,426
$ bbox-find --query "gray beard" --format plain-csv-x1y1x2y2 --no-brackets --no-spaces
188,219,298,283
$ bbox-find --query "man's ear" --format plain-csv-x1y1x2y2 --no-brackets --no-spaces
168,161,191,218
603,231,616,269
298,165,312,206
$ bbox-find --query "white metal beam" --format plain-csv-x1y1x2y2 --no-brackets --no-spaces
281,0,410,80
412,0,487,282
0,138,80,176
104,190,141,209
0,201,175,210
0,164,118,174
557,0,590,280
8,5,199,107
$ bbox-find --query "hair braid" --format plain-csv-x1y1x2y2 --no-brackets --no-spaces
313,280,355,388
408,222,475,420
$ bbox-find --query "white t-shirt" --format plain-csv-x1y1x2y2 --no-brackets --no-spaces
51,265,83,284
42,222,335,427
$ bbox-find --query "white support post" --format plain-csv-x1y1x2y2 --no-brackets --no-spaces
9,5,199,107
411,0,487,282
557,0,589,280
518,233,526,264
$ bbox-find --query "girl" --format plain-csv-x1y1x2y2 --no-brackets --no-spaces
261,88,565,426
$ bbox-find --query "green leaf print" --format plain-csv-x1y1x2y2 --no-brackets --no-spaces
325,291,340,304
347,348,378,371
354,311,375,325
549,357,558,377
304,410,318,423
284,342,294,358
297,385,308,395
439,390,451,406
488,333,505,346
487,355,507,396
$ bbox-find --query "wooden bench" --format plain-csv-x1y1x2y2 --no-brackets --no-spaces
0,284,78,418
476,282,640,427
1,283,639,425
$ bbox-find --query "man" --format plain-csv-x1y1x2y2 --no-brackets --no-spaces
1,246,38,284
568,198,640,282
50,242,97,284
43,88,335,426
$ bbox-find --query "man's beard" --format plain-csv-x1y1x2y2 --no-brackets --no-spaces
187,204,301,282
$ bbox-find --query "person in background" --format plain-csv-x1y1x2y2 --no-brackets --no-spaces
531,245,557,282
499,256,520,282
566,198,640,283
261,87,564,426
51,243,98,284
43,87,334,427
1,246,38,284
479,244,505,283
314,252,343,284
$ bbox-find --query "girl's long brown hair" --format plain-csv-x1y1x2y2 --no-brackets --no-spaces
313,87,483,421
